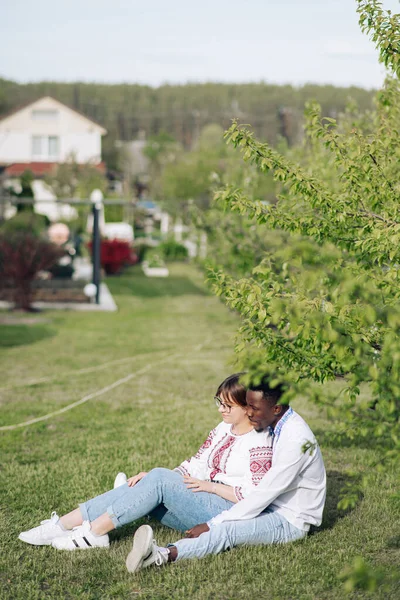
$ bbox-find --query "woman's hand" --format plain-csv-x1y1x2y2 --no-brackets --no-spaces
127,472,148,487
184,476,214,493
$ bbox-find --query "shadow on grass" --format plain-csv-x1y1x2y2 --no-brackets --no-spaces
112,471,355,545
107,273,210,298
310,470,359,535
0,324,56,348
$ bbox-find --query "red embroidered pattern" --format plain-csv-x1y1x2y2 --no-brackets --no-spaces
234,486,244,501
208,434,236,480
174,465,190,476
193,428,216,459
249,446,273,485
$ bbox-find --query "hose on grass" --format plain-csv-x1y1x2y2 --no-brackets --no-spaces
0,353,183,432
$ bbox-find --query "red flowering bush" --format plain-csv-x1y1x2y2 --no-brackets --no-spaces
88,239,138,275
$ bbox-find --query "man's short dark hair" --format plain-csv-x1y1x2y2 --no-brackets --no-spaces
248,377,285,406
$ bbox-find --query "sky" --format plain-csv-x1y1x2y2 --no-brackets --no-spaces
1,0,399,89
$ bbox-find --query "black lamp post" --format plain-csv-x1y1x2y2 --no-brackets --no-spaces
90,189,103,305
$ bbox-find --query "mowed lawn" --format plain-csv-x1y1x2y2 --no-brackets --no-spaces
0,264,398,600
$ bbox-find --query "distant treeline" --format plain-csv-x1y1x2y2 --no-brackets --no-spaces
0,77,375,167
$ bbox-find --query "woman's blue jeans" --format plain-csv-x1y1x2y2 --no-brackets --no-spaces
79,468,233,532
172,508,307,560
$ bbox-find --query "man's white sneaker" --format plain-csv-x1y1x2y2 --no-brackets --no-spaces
51,520,110,551
18,512,70,546
126,525,168,573
114,472,128,488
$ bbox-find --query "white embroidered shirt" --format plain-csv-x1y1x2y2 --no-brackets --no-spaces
174,421,273,501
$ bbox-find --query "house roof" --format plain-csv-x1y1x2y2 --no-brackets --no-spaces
3,161,106,177
0,96,107,134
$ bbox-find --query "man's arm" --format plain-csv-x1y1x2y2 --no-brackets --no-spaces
208,438,312,526
185,523,210,538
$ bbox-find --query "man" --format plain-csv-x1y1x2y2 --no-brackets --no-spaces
125,377,327,572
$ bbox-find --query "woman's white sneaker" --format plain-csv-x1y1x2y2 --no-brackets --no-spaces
18,512,70,546
51,520,110,550
126,525,168,573
114,472,128,488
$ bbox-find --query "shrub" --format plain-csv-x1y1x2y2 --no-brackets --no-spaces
132,239,155,263
158,239,188,262
0,233,64,310
144,249,166,268
1,212,50,237
88,239,138,275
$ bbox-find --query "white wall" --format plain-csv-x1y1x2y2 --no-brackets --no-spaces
0,132,31,163
61,132,101,163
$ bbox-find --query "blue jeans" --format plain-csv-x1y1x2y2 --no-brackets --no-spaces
173,509,307,560
79,468,233,532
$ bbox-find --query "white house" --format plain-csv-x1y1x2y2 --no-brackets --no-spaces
0,96,107,221
0,96,107,166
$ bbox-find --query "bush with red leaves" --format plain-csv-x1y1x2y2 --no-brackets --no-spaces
0,233,64,310
88,239,138,275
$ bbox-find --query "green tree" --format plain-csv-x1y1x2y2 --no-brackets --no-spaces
210,0,400,501
143,131,182,201
45,156,107,199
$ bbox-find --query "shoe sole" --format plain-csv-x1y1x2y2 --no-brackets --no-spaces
18,533,52,546
126,525,153,573
52,544,110,551
52,537,110,551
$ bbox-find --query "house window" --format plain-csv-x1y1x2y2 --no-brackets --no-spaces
48,136,59,158
32,136,43,157
31,109,59,120
32,135,60,160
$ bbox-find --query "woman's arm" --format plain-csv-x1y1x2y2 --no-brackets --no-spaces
174,424,222,479
183,476,238,503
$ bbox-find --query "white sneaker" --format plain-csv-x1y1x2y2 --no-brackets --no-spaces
19,512,70,546
114,472,128,488
51,520,110,551
126,525,168,573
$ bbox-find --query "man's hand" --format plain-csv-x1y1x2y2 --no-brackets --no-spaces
127,472,148,487
184,476,214,493
185,523,210,538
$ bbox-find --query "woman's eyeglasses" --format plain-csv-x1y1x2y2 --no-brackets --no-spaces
214,396,233,413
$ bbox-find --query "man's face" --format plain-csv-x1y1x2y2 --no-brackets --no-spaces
246,390,282,432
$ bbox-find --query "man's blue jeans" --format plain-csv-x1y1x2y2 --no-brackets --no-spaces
172,509,307,560
79,468,233,531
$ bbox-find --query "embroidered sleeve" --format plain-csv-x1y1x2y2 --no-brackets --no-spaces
194,428,216,458
174,427,218,479
173,465,190,476
234,486,244,501
234,444,274,500
249,446,273,486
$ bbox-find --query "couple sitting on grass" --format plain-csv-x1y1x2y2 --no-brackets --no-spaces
19,373,326,573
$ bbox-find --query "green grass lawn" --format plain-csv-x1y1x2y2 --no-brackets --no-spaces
0,264,398,599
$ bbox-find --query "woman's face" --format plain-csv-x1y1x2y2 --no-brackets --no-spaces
217,393,249,427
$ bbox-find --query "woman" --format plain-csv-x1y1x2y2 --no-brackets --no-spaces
19,373,272,550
